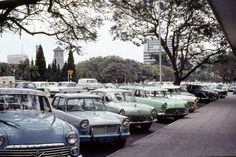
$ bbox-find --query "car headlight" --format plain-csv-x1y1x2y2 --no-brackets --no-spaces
0,134,4,146
66,131,78,145
185,103,189,108
119,109,125,115
161,103,167,110
122,118,129,126
151,109,157,116
80,119,89,129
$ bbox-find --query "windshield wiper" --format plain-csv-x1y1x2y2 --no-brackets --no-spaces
0,119,20,129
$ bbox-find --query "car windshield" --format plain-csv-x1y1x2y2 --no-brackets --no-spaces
0,94,51,112
67,98,106,111
166,88,181,95
105,92,136,102
59,82,76,87
144,90,166,98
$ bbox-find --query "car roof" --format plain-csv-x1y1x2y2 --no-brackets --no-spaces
161,85,181,89
119,85,168,92
54,93,101,99
0,88,47,96
92,88,130,93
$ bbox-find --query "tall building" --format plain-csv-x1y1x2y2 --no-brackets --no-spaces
53,46,64,69
143,36,172,64
7,54,28,64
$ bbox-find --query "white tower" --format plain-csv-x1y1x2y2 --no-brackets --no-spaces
53,46,64,69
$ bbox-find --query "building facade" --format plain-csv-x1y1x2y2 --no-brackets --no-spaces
7,54,28,65
53,46,64,69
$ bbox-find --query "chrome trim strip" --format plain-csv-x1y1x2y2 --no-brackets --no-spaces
5,143,65,149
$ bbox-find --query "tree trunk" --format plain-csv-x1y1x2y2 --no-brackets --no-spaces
173,72,181,85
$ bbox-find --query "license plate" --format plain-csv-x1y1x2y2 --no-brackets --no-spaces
98,138,114,144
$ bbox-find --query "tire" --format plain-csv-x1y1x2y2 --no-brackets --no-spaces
140,123,152,131
115,138,126,148
189,109,194,113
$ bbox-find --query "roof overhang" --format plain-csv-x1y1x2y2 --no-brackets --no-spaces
208,0,236,55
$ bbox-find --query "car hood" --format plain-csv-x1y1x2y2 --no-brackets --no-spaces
69,111,122,126
0,111,66,145
167,95,197,102
151,97,187,108
108,102,153,115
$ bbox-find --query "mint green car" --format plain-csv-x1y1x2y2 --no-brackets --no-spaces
119,85,189,120
91,88,157,131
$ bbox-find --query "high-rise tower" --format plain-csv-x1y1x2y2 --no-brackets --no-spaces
53,46,64,69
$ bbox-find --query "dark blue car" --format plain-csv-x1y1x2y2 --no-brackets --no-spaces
0,88,82,157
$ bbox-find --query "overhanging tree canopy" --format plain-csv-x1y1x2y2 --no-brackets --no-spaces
109,0,230,85
0,0,106,52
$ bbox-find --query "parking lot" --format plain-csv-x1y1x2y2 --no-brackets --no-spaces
108,94,236,157
80,100,209,157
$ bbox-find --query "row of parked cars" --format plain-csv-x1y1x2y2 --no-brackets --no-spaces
0,80,229,156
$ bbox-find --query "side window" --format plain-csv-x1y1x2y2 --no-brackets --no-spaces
53,97,66,111
39,96,51,112
52,97,60,108
58,98,66,111
84,99,95,110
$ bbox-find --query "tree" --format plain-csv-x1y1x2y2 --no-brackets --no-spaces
50,60,58,82
35,45,47,80
0,0,106,52
0,63,12,76
109,0,229,85
28,59,39,81
76,55,172,83
212,53,236,83
67,50,77,82
60,62,68,81
15,59,30,80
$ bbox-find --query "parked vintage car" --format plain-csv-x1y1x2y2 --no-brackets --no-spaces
161,85,199,113
51,93,130,147
0,88,81,157
33,81,49,92
77,78,104,91
208,84,227,98
14,81,37,89
119,85,189,120
91,88,157,131
186,84,219,101
45,81,84,98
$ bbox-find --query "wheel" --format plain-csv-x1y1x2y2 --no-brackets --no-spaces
115,138,126,148
189,109,194,113
140,123,152,131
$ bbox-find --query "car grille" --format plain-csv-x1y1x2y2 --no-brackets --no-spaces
130,116,146,122
187,102,194,107
165,108,186,115
93,125,119,135
0,144,72,157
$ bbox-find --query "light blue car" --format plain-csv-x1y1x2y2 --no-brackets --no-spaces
0,88,81,157
51,93,130,147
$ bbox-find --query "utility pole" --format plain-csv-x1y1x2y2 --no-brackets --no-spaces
156,0,162,86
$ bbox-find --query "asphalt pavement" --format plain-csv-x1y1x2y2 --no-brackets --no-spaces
108,94,236,157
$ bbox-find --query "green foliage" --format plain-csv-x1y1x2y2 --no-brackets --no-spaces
67,50,77,82
35,45,47,81
0,0,108,53
0,63,12,76
211,53,236,83
60,62,68,81
76,56,173,83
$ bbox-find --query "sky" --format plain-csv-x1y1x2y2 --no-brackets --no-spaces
0,23,144,65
